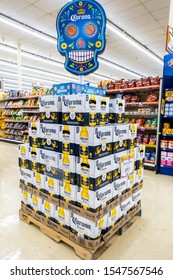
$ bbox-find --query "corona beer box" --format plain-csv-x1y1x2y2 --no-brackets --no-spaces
59,125,75,155
59,153,76,185
112,150,129,181
85,85,105,96
18,144,29,160
77,183,112,212
39,149,59,176
53,83,85,95
132,190,141,207
112,177,128,199
38,123,59,151
60,181,78,205
109,98,125,123
120,197,133,215
75,125,113,159
33,172,45,191
62,94,100,126
54,206,71,229
76,155,114,190
100,96,109,125
20,168,33,187
28,146,40,172
128,171,136,190
28,122,40,148
45,174,60,197
107,204,124,231
70,212,107,240
42,200,55,220
128,124,137,148
112,124,129,153
135,167,144,185
21,190,32,206
31,194,43,214
39,95,62,124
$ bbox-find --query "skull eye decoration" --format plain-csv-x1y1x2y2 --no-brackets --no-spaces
57,0,107,76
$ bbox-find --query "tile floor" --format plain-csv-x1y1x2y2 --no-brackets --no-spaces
0,142,173,260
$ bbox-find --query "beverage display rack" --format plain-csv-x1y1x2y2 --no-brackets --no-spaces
0,94,40,144
106,83,161,170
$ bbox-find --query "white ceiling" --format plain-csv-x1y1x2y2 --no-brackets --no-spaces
0,0,171,89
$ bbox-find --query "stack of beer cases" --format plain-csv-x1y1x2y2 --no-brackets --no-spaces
18,82,144,249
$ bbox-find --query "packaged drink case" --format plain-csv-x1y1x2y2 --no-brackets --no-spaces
128,171,136,190
107,205,124,231
112,177,128,199
33,172,45,191
28,122,40,148
28,146,40,172
100,96,109,125
18,144,29,160
128,124,137,148
59,153,76,185
70,212,107,240
39,95,62,124
21,190,32,206
135,167,144,185
53,83,85,95
85,85,105,96
77,183,113,212
109,98,125,123
75,125,113,159
54,206,71,229
45,175,60,197
120,197,133,215
132,190,141,208
31,194,43,214
39,149,59,176
60,181,78,204
62,94,100,126
38,123,59,151
20,168,33,187
42,200,55,220
112,124,129,153
76,155,114,190
112,150,129,181
59,125,75,155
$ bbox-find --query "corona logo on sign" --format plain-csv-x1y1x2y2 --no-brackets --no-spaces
56,0,107,76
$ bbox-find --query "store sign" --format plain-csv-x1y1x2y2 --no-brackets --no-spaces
166,26,173,53
56,0,107,76
164,53,173,76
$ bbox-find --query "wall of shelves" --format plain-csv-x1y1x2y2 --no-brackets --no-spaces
0,93,40,144
106,80,160,171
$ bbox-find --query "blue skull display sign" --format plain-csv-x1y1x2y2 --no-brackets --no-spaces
56,0,107,76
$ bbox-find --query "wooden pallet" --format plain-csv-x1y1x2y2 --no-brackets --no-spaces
19,208,141,260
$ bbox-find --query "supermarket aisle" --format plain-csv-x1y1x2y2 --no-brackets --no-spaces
0,142,173,260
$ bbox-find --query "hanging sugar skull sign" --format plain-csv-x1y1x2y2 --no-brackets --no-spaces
56,0,107,76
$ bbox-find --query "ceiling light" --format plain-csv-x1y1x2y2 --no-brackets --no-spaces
99,58,142,78
0,16,56,45
107,22,163,65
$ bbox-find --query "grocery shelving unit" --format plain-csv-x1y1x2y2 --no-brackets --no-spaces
107,83,161,170
156,54,173,176
0,94,40,144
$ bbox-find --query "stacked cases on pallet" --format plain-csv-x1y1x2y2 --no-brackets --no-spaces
19,82,144,250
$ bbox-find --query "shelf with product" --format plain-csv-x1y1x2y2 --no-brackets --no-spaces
0,88,44,144
156,54,173,176
102,77,161,171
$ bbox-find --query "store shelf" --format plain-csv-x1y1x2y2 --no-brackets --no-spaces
4,95,41,101
125,114,158,117
106,85,160,94
161,148,173,152
22,110,40,114
4,120,29,123
5,127,27,131
5,131,28,136
145,144,156,148
4,106,39,109
163,116,173,119
0,137,23,144
162,134,173,137
126,102,158,106
137,127,157,131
